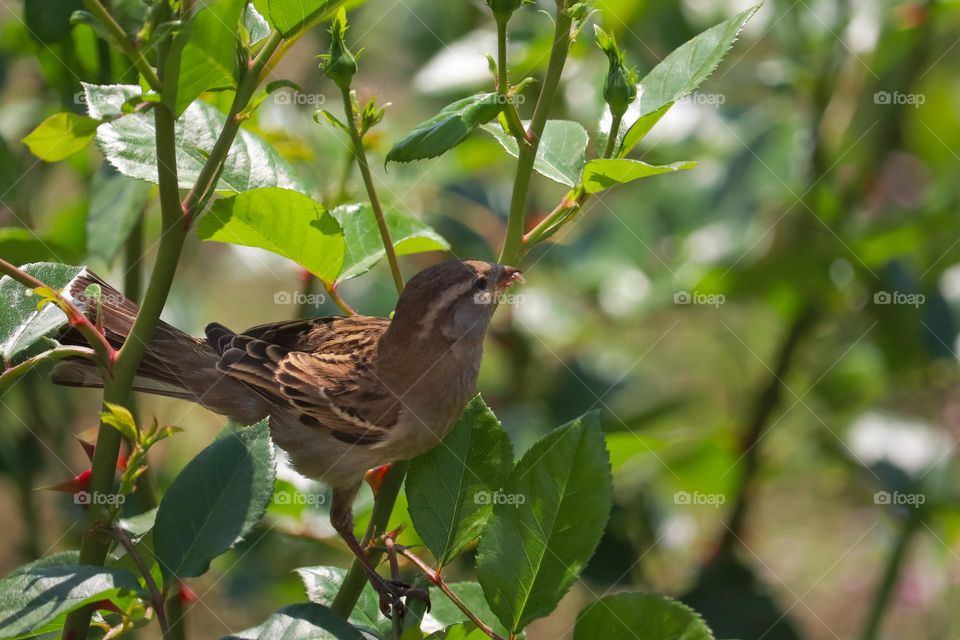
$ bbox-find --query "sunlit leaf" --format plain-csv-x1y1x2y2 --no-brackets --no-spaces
330,202,450,284
22,113,99,162
84,83,306,193
581,158,696,193
198,188,345,285
573,592,715,640
483,120,588,187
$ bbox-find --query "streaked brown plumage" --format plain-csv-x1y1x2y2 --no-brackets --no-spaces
52,258,522,611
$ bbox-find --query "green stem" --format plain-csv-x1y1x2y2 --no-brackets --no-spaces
339,86,404,294
602,112,623,159
83,0,161,91
858,510,922,640
165,582,188,640
331,461,409,617
495,16,527,143
498,2,573,265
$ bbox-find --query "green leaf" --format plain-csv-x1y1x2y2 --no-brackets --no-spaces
87,165,152,263
296,566,386,634
387,93,503,163
84,83,306,193
255,0,350,37
425,623,490,640
598,4,760,157
477,413,612,633
167,0,246,116
0,262,86,365
407,397,513,567
482,120,588,187
101,402,139,441
198,188,345,285
154,420,276,582
573,592,715,640
330,203,450,284
22,113,99,162
254,603,364,639
581,158,697,193
425,582,510,638
0,228,80,264
0,564,142,639
244,4,272,44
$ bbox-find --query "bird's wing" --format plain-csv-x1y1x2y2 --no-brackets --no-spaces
209,317,399,445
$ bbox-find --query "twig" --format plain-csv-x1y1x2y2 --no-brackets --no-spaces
323,280,358,316
339,87,404,294
395,545,506,640
498,1,573,264
0,257,116,370
107,527,168,635
0,346,95,390
83,0,161,91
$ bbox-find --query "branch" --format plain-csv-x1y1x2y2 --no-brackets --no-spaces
396,545,505,640
498,1,573,264
107,527,168,635
0,258,116,370
83,0,161,91
339,87,404,294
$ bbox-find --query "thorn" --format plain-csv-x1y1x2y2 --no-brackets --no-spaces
178,583,198,604
364,463,392,497
36,468,92,495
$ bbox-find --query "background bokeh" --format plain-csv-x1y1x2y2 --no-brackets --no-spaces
1,0,959,638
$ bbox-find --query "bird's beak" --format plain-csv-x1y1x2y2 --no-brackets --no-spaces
497,266,524,290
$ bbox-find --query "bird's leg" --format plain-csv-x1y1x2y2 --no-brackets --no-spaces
330,486,429,617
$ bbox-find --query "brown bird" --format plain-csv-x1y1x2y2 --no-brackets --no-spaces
52,259,523,611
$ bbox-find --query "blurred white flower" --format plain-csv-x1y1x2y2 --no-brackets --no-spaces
848,411,948,475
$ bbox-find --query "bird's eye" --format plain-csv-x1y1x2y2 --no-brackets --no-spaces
474,277,488,291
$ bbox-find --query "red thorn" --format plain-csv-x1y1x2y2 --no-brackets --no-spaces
364,463,392,497
76,436,96,463
117,452,129,472
90,599,120,614
178,584,198,604
41,468,92,495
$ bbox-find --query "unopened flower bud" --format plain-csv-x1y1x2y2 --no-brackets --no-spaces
595,25,638,118
485,0,524,21
321,8,357,90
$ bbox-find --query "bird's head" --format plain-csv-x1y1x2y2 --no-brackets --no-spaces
391,259,523,343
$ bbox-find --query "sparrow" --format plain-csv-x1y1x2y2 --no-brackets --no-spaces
51,259,523,611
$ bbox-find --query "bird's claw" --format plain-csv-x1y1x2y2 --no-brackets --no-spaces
374,578,431,618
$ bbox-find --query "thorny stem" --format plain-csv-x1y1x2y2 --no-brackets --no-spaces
63,12,287,640
499,1,573,265
108,527,168,635
396,545,506,640
495,15,528,144
339,86,405,294
0,258,116,371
